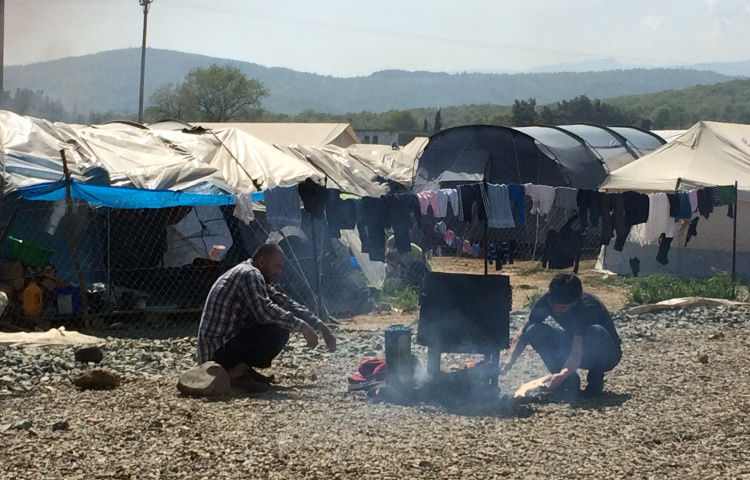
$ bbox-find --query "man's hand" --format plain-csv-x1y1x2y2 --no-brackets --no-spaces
300,323,319,348
318,323,337,353
543,371,568,391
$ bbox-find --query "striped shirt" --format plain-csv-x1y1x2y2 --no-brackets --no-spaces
197,259,322,364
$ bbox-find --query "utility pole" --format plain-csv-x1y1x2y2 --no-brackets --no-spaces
138,0,154,124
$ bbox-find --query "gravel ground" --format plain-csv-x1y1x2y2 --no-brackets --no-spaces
2,305,750,479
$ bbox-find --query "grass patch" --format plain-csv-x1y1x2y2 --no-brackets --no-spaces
518,264,543,276
380,280,420,313
523,290,544,310
627,272,738,305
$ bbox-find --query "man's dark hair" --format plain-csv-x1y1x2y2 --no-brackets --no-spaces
252,242,282,261
548,273,583,305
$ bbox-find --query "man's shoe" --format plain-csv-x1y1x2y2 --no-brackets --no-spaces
247,368,275,384
583,371,605,398
558,371,581,393
231,374,271,392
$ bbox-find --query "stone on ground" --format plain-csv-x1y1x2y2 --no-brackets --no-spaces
176,361,230,397
75,346,104,364
73,368,120,390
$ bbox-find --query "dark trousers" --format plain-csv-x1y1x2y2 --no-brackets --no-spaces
211,324,290,371
524,323,621,375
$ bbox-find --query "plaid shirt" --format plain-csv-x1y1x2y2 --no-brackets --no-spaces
197,259,323,364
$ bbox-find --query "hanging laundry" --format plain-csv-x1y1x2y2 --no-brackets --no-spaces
666,193,680,218
688,190,698,213
362,196,387,262
629,193,674,246
471,243,480,257
416,191,441,218
457,184,488,222
434,221,447,235
487,243,497,264
554,187,578,210
453,235,462,249
486,183,515,228
298,178,327,218
385,193,421,254
577,190,600,229
462,239,472,254
326,188,344,238
717,185,736,206
677,191,692,219
340,198,357,229
444,230,456,247
233,193,255,225
524,184,556,215
706,186,721,206
697,188,714,219
656,234,672,265
265,184,302,230
436,188,458,218
685,217,699,246
507,183,526,225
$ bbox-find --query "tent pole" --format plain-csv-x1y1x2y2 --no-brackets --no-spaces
483,179,488,276
309,211,324,320
60,149,91,331
732,180,738,289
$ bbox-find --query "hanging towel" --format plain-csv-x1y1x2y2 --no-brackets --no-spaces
525,184,556,215
233,193,255,225
416,191,441,218
554,187,578,210
265,184,302,229
486,183,515,228
507,184,526,225
717,185,736,206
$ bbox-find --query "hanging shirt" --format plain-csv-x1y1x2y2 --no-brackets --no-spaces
525,184,556,215
554,187,579,210
688,190,698,213
444,229,456,247
265,184,302,230
233,193,255,225
485,183,515,228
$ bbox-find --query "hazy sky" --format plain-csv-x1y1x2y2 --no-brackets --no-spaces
6,0,750,77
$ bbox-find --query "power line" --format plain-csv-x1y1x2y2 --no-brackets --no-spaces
161,0,750,73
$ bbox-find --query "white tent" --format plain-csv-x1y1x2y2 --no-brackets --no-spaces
598,121,750,277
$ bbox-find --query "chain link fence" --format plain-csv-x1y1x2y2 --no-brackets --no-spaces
0,194,733,337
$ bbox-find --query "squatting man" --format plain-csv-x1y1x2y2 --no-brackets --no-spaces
197,243,336,391
500,273,622,397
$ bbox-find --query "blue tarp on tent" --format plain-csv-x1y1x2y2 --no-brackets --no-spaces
15,181,265,209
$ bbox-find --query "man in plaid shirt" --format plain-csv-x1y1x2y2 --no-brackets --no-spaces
198,243,336,391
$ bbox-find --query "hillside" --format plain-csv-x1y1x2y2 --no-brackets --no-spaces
4,48,736,116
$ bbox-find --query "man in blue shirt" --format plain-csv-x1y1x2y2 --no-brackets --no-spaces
500,273,621,397
198,243,336,391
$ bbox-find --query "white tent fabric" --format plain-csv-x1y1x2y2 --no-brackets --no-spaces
0,111,324,195
345,144,415,187
197,122,360,148
598,121,750,277
163,206,233,268
600,121,750,195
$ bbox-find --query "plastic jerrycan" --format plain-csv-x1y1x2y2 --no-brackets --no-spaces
22,282,43,317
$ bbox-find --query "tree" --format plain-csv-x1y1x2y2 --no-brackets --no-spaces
651,105,672,129
423,117,429,132
433,108,442,132
147,65,269,122
383,110,417,131
511,98,538,126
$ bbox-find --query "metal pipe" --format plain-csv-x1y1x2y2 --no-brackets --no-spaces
137,0,154,124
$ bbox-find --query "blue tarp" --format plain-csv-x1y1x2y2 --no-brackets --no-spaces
15,181,265,209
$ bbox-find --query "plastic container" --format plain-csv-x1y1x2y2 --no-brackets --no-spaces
22,282,43,317
8,236,54,267
384,325,413,390
55,286,82,317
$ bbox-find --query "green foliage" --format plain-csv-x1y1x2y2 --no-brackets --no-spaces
147,65,269,122
2,88,66,122
523,290,543,310
651,105,672,128
383,110,418,131
512,98,538,126
627,273,738,305
379,280,420,313
433,108,442,132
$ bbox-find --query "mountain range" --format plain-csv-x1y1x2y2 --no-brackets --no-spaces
4,48,745,116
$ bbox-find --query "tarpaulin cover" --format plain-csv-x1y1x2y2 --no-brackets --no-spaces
15,180,264,209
